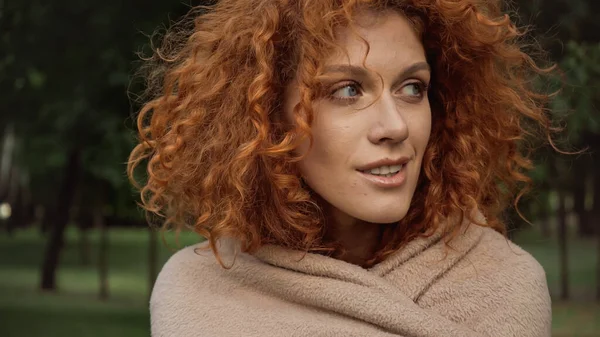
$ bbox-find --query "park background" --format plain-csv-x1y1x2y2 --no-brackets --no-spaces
1,0,599,336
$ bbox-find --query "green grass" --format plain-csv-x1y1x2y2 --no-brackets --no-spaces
512,225,600,336
0,227,199,337
513,226,598,301
0,225,598,336
1,291,148,337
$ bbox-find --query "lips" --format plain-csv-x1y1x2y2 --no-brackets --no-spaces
357,162,407,188
356,157,410,172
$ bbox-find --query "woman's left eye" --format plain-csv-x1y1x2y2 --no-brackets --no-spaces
400,83,425,97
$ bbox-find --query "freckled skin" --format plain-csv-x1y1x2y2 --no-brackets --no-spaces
283,11,432,264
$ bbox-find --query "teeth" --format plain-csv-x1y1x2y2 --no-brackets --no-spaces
367,164,402,175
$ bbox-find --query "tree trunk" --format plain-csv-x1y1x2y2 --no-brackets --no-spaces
596,210,600,302
0,123,15,202
40,148,81,291
96,204,109,301
148,227,158,301
593,173,600,302
38,205,50,236
4,164,19,235
74,187,91,267
573,160,592,236
79,225,91,266
537,190,552,238
539,218,551,238
557,187,570,301
18,168,34,228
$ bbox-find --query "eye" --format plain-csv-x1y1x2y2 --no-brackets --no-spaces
336,85,359,97
329,82,362,102
400,82,426,98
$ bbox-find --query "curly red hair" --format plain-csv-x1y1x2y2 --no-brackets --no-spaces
128,0,555,266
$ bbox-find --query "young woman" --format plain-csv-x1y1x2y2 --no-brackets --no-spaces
129,0,554,336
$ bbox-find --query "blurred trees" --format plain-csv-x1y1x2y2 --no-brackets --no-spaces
0,0,200,291
0,0,598,299
514,0,600,300
511,0,600,229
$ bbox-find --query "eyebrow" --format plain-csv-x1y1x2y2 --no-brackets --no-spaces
322,62,430,84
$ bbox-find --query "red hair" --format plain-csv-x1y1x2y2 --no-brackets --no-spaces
128,0,555,266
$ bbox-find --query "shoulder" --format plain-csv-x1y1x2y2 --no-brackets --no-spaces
154,242,214,281
149,243,208,330
152,239,248,291
149,242,236,337
151,242,216,298
149,241,305,336
443,226,552,336
474,226,548,286
458,226,550,306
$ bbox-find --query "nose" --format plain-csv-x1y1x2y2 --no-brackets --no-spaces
366,95,409,145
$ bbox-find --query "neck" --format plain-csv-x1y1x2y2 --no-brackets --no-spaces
325,207,383,267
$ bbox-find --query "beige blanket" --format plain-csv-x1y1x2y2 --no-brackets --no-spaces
150,220,551,336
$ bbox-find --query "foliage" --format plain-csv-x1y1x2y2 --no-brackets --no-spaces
2,0,598,222
509,1,600,225
554,41,600,142
0,0,200,215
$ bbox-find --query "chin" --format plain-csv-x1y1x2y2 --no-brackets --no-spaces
351,208,409,224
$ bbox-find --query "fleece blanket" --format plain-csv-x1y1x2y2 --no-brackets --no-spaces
150,217,551,337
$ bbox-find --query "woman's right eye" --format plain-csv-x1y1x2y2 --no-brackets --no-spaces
329,82,362,102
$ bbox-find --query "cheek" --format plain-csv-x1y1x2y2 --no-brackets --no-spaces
422,117,432,148
410,106,432,152
297,117,354,180
298,126,336,174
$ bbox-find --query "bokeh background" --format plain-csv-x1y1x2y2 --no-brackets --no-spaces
1,0,599,336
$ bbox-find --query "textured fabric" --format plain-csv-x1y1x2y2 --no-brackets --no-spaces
150,216,552,337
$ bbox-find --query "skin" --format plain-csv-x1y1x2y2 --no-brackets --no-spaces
284,10,432,266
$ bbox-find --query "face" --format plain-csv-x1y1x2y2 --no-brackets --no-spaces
284,10,432,226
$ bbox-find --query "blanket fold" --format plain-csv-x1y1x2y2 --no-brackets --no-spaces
150,218,551,337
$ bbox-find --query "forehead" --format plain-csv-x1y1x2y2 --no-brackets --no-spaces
325,10,426,68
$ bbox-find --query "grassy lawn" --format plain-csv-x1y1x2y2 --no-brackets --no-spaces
512,225,600,336
0,225,598,336
0,227,200,337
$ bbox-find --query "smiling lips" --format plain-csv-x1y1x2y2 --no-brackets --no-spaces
357,157,410,188
357,157,410,171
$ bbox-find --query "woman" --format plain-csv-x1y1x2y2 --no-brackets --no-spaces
129,0,554,336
